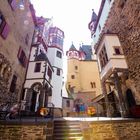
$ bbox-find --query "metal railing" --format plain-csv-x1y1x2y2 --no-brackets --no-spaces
0,101,55,123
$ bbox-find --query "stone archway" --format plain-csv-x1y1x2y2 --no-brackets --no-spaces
30,82,42,112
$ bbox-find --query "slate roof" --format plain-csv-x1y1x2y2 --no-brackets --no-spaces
69,43,77,51
35,52,48,61
91,9,97,22
79,45,92,60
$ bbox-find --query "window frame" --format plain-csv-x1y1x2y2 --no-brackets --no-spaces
34,62,41,72
113,46,122,55
56,68,61,76
56,50,62,58
71,75,75,79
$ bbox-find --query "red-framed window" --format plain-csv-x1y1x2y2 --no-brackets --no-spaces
0,13,10,39
8,0,17,11
17,47,27,67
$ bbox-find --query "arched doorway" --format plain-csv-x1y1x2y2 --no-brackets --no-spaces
30,82,42,112
126,88,136,108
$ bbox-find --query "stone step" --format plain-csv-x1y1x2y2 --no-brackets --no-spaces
53,120,83,140
53,136,83,140
54,129,81,133
53,132,82,137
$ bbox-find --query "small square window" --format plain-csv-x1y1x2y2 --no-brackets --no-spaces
34,63,41,72
114,47,121,55
56,50,62,58
71,75,75,79
75,66,78,70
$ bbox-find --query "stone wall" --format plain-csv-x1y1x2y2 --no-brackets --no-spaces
0,0,34,102
101,0,140,103
0,121,54,140
81,120,140,140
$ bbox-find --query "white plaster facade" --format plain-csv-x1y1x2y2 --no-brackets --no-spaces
93,0,114,44
96,34,128,79
47,47,63,108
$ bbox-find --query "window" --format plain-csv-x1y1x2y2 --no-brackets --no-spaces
118,0,127,9
66,100,70,107
17,47,27,67
34,63,41,72
75,66,78,70
56,68,61,76
47,66,52,79
56,50,62,58
99,45,108,69
0,13,10,39
9,74,17,93
98,24,101,32
114,47,121,55
90,82,96,88
8,0,17,11
71,75,75,79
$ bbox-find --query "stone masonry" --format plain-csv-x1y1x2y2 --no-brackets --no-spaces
0,1,34,102
98,0,140,103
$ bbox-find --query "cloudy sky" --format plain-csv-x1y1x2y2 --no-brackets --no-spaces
30,0,101,79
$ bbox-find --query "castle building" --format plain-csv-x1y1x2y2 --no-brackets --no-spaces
21,10,65,115
0,0,34,103
89,0,140,117
66,43,102,116
47,27,64,116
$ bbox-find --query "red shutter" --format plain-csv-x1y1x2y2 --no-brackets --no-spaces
1,23,10,39
10,0,17,10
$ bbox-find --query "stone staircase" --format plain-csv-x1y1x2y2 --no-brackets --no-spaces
53,120,83,140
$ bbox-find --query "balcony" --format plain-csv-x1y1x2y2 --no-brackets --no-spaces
100,58,128,80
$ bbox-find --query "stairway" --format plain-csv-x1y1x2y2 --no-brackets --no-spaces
53,120,83,140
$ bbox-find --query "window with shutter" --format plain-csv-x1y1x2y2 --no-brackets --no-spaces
0,13,9,39
17,47,27,67
8,0,17,11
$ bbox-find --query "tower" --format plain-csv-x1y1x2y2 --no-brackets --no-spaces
66,43,81,94
66,43,102,116
47,27,65,110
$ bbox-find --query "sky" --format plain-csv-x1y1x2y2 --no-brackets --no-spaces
30,0,101,80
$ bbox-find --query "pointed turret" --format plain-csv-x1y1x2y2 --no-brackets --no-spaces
66,43,80,59
88,9,97,36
